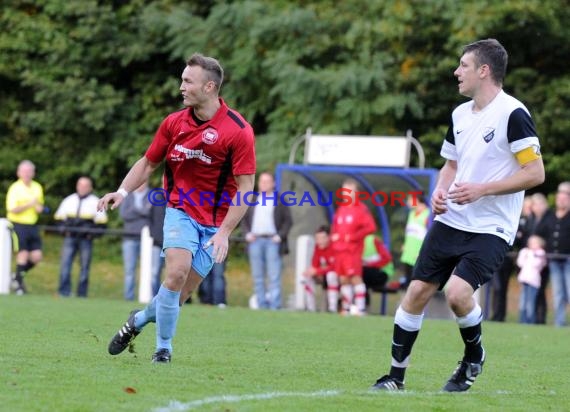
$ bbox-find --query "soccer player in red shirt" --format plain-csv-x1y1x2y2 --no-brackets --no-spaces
302,225,339,312
98,53,256,363
331,179,377,315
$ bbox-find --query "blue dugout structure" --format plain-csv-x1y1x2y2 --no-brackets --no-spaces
275,164,439,250
279,129,442,314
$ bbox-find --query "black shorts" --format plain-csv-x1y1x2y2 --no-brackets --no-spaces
12,223,42,252
412,221,509,291
362,266,388,290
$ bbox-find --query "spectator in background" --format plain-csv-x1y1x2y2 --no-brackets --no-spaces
331,179,376,316
490,195,532,322
148,204,166,297
119,182,151,301
198,262,227,308
54,176,108,297
242,172,292,310
526,193,552,324
302,225,338,313
399,195,429,289
5,160,45,294
536,182,570,327
362,233,395,307
516,235,547,324
516,195,535,247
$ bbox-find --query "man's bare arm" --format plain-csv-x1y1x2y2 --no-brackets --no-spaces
118,157,160,193
449,158,544,205
98,156,160,211
431,160,457,215
217,174,255,237
208,174,255,263
482,157,545,196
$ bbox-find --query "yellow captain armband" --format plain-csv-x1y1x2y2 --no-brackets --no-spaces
515,145,541,165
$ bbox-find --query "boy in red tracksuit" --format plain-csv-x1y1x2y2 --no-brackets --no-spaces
302,225,339,312
331,179,377,315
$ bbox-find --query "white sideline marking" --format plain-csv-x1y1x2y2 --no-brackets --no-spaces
153,390,341,411
154,387,532,411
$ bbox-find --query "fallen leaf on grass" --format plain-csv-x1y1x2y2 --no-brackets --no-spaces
85,329,100,342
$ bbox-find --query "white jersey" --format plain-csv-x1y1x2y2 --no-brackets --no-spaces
54,193,108,224
435,90,540,245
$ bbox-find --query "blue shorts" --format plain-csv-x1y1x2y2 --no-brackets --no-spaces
162,207,218,278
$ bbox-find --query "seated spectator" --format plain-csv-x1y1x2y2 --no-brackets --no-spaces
302,225,339,313
362,233,395,307
516,235,547,324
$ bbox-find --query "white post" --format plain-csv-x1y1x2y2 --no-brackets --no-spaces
0,218,13,295
138,226,153,303
295,234,315,310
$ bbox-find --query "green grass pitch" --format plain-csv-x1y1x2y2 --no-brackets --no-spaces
1,295,568,411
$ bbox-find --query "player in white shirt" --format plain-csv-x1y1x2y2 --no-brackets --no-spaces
372,39,544,392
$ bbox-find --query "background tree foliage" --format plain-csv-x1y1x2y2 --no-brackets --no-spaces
1,0,569,225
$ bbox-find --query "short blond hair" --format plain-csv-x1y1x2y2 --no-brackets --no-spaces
186,53,224,90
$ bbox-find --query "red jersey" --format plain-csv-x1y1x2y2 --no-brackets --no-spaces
311,244,335,276
145,98,256,226
331,203,376,254
363,237,393,269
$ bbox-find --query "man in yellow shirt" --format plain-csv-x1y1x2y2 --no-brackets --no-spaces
6,160,45,294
